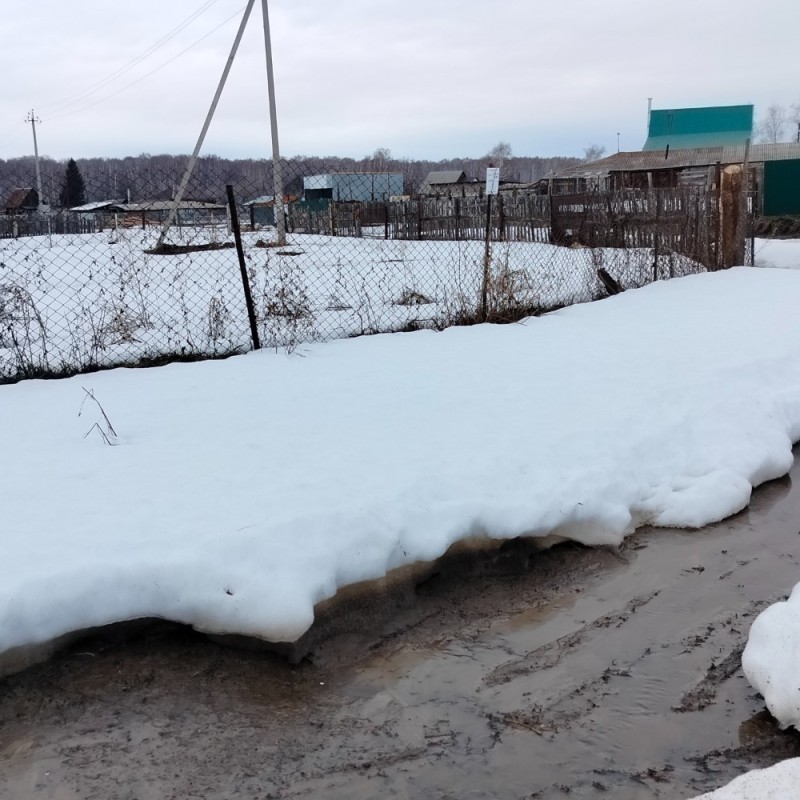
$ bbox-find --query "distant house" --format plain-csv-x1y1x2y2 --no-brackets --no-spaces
540,143,800,215
303,172,404,203
417,170,485,197
3,187,39,215
539,101,800,216
416,170,528,197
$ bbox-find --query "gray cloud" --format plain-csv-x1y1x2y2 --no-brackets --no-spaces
1,0,798,161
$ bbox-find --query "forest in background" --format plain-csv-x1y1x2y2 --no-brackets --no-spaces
0,151,583,204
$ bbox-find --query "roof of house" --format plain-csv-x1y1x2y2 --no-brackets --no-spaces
423,170,467,185
112,200,226,212
244,195,299,206
69,200,120,212
3,187,38,210
551,142,800,180
642,105,753,151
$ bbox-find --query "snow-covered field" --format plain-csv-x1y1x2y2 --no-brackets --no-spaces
8,250,800,798
0,225,702,380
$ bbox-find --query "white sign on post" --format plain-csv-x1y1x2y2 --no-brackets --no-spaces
485,167,500,196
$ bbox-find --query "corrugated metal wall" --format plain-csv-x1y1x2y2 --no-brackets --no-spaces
331,173,404,202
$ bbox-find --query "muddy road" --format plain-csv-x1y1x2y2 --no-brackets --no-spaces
4,461,800,799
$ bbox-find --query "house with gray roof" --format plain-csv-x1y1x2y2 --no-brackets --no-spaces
418,170,484,197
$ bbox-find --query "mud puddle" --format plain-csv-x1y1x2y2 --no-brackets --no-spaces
4,460,800,798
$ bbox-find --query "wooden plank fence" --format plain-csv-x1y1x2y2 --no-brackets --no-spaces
0,213,99,239
291,194,552,243
299,187,751,271
550,189,719,269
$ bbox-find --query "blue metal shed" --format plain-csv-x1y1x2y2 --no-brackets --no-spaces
303,172,404,202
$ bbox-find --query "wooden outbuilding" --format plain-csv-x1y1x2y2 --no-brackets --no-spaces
2,187,39,215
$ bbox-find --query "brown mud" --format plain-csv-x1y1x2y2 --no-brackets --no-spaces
4,456,800,799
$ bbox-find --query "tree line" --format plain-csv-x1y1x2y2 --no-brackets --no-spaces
0,149,582,207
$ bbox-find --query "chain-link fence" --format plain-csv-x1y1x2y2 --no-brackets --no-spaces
1,158,745,383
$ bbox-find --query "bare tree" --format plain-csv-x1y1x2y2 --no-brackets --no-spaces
756,104,788,143
487,142,513,163
485,142,513,180
790,102,800,142
371,147,392,169
583,144,606,162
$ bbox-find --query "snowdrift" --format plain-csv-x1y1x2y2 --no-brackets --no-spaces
4,268,800,672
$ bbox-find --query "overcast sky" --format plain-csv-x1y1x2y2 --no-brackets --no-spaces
1,0,798,163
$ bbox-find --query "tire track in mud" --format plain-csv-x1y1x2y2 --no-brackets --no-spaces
672,598,777,714
484,589,661,688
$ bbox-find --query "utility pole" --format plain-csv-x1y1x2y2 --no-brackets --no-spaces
261,0,286,245
25,110,44,207
155,0,257,249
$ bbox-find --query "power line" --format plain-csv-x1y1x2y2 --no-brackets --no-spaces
48,6,246,122
39,0,221,115
0,126,30,156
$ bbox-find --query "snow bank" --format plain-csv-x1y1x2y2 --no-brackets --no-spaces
687,758,800,799
742,584,800,729
4,267,800,660
754,238,800,270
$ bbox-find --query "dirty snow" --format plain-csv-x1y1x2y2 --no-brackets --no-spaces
4,267,800,664
730,244,800,740
688,758,800,799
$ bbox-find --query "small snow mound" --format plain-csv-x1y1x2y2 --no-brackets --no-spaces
687,757,800,799
742,582,800,730
641,470,753,529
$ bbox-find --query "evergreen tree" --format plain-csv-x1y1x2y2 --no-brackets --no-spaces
59,158,87,207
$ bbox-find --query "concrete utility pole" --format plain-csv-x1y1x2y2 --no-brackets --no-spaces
261,0,286,245
156,0,257,248
25,110,44,207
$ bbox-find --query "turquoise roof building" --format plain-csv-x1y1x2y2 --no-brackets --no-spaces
643,105,753,151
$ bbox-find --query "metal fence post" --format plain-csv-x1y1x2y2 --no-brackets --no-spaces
226,185,261,351
482,195,492,321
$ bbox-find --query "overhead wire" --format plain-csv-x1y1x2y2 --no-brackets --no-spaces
39,0,222,115
0,126,30,156
47,5,247,122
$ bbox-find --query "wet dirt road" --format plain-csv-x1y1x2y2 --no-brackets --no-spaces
4,459,800,799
